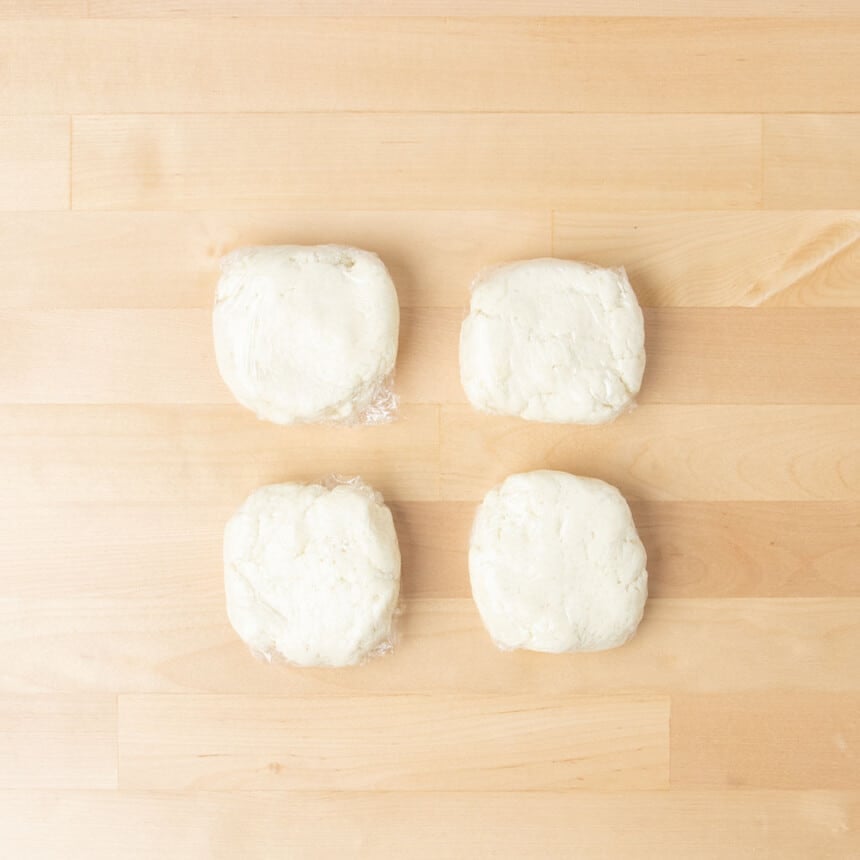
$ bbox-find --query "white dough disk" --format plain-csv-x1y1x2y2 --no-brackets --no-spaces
469,471,647,653
224,480,401,667
214,245,399,424
459,259,645,424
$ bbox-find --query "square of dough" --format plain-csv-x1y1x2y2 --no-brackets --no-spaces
224,480,401,667
214,245,399,424
459,259,645,424
469,470,647,653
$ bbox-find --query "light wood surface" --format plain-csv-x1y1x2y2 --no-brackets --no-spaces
6,19,860,113
0,3,858,858
71,113,762,210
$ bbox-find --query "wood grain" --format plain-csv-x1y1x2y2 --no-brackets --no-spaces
0,404,441,504
409,500,860,600
4,499,856,608
398,500,860,599
4,210,858,309
0,116,68,211
0,695,116,789
1,599,856,697
0,210,549,309
440,405,860,501
3,6,859,854
86,0,860,17
0,504,228,597
2,402,855,507
552,210,860,307
1,790,856,860
636,309,860,404
1,501,857,616
0,0,84,16
671,694,860,790
407,307,860,406
117,693,669,790
764,115,860,209
633,502,860,598
4,308,856,406
5,20,859,114
71,113,761,211
0,502,455,599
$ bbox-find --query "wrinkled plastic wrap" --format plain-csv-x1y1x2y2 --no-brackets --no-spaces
459,258,645,425
214,245,399,426
224,475,402,668
351,379,398,427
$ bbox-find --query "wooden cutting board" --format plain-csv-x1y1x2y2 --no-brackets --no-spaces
1,3,858,857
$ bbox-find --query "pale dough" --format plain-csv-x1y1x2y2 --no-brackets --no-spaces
459,259,645,424
224,480,401,667
469,470,647,653
214,245,399,424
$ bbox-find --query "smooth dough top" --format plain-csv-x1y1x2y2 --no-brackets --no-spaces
214,245,399,424
224,481,401,667
459,259,645,424
469,470,647,653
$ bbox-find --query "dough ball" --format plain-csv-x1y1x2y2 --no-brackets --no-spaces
224,480,401,667
214,245,399,424
459,259,645,424
469,470,647,653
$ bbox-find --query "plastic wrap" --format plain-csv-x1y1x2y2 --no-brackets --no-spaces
214,244,399,426
459,257,645,425
223,475,401,668
351,377,399,426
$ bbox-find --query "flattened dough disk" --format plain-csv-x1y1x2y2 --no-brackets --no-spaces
469,470,648,653
459,259,645,424
214,245,399,424
224,480,401,667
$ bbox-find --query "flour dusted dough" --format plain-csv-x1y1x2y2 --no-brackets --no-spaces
224,481,401,667
469,471,647,653
459,259,645,424
214,245,399,424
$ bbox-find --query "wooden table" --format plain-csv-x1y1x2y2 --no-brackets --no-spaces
1,2,859,857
